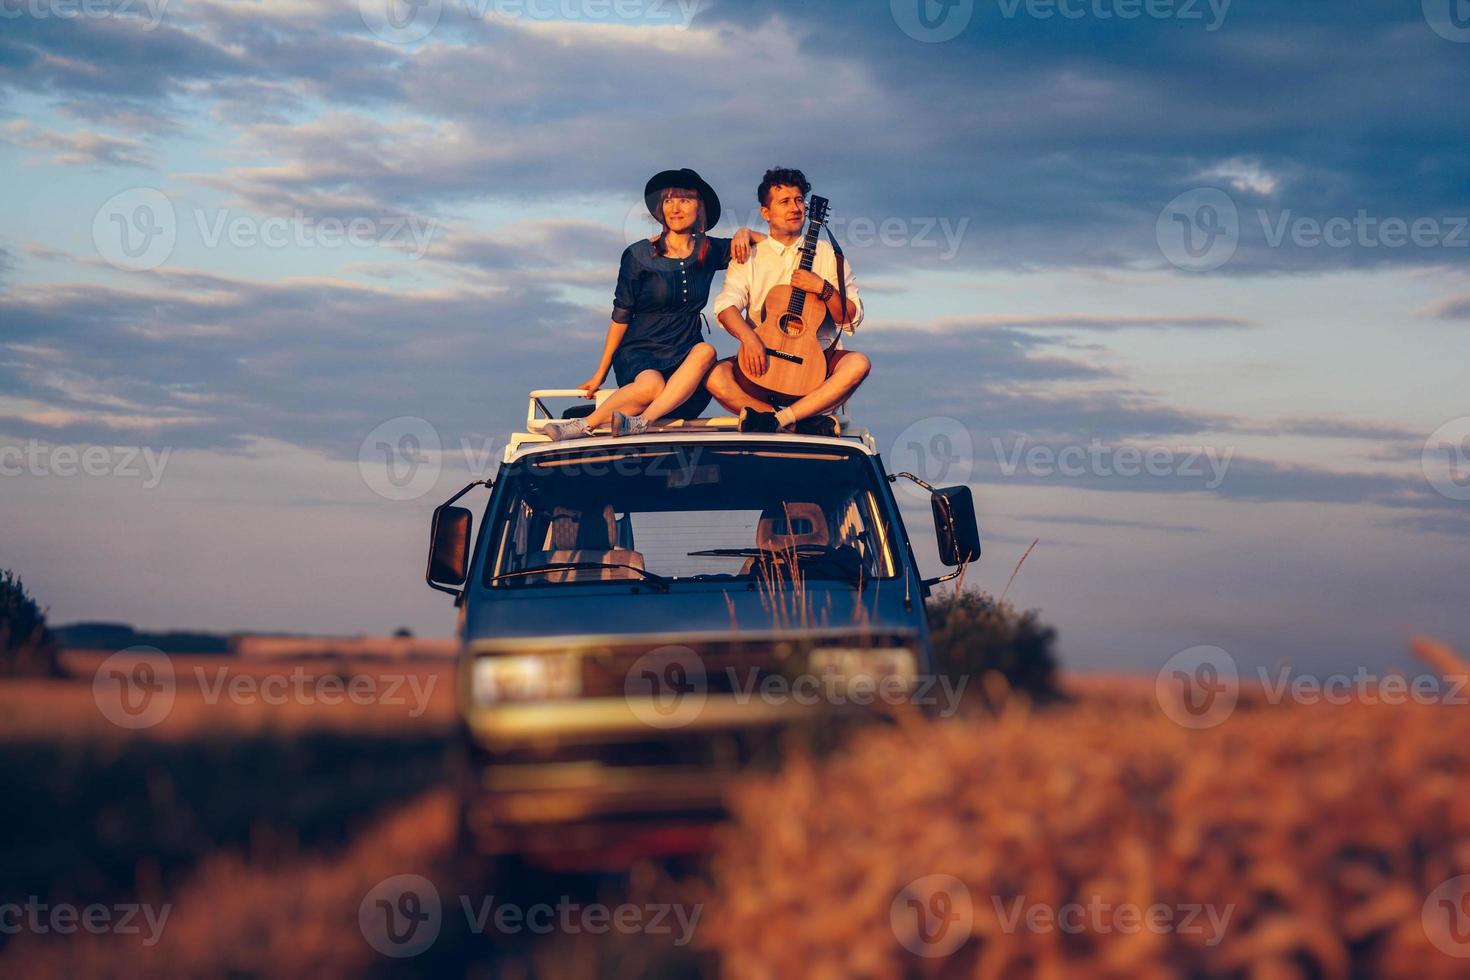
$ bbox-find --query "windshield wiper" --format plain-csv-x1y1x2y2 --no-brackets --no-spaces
687,546,831,558
491,562,671,592
686,548,868,589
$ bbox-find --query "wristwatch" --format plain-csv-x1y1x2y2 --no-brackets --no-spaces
819,281,835,302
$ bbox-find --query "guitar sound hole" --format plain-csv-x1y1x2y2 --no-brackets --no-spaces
777,313,803,337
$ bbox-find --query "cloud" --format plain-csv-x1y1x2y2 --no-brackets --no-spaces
0,257,597,454
7,4,1464,274
870,313,1254,334
1196,157,1281,196
1009,513,1211,534
857,321,1236,446
1386,513,1470,537
1251,417,1425,442
429,219,628,277
22,242,75,263
0,255,1251,482
2,119,152,167
1429,295,1470,320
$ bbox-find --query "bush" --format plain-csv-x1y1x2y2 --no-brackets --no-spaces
0,569,60,677
925,588,1059,709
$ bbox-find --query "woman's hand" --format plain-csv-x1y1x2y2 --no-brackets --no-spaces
730,227,765,263
577,373,606,398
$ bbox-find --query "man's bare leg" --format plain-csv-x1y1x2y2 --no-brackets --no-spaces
780,351,871,423
706,359,776,414
639,343,716,422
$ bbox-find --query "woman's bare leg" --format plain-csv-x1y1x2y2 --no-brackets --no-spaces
584,370,664,427
639,343,717,422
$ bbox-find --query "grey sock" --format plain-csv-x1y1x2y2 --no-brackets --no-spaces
542,418,590,441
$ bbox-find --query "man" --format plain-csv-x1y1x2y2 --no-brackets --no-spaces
706,167,868,435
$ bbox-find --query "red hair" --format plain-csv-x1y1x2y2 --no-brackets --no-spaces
653,187,710,263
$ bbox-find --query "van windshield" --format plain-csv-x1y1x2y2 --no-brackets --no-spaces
485,445,900,588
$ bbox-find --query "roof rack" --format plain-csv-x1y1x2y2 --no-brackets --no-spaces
505,389,875,462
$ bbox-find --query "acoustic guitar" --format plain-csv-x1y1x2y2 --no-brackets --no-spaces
737,195,840,399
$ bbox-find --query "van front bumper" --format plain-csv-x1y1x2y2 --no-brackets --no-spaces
457,629,924,865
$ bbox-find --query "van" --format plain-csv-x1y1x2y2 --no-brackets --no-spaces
426,390,981,868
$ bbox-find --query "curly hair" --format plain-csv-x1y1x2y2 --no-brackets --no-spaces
757,167,811,207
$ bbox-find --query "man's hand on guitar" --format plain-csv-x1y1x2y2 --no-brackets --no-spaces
738,334,768,378
790,269,828,295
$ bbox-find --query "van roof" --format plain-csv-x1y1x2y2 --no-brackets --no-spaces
505,389,877,464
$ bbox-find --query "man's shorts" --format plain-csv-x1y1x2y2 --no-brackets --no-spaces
612,349,713,420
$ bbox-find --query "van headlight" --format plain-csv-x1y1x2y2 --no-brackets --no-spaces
809,647,917,691
472,653,582,704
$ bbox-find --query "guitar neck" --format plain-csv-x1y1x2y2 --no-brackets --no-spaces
797,219,821,271
784,219,825,314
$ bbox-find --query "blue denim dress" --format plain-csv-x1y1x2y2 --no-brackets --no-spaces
610,236,732,382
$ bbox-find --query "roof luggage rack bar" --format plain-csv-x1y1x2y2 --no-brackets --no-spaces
509,388,876,462
527,389,610,432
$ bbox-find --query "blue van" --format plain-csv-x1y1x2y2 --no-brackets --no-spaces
425,391,980,867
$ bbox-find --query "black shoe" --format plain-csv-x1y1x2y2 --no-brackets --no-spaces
792,415,839,437
737,408,781,433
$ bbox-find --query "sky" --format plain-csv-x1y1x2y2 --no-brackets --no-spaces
1,0,1467,676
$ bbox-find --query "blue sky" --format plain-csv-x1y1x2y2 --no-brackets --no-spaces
2,0,1468,675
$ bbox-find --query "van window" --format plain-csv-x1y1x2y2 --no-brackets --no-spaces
485,446,898,587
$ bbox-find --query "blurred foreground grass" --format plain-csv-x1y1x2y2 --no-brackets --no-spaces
0,652,458,959
706,673,1470,978
5,628,1470,978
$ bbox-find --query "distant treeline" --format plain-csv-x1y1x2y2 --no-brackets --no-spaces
53,622,233,654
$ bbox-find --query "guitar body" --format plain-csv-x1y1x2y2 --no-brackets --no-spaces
748,284,832,398
734,194,840,401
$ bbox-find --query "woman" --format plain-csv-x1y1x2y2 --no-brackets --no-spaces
543,168,761,439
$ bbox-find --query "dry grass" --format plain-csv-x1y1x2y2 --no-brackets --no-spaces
5,785,707,979
0,650,458,948
9,638,1470,977
1,650,701,978
4,790,459,978
704,644,1470,979
0,651,457,742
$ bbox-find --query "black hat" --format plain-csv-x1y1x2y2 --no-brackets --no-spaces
644,168,721,230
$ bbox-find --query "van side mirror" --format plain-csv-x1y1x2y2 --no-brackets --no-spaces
427,504,473,594
931,485,981,566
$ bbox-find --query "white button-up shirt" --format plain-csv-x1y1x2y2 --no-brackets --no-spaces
713,234,863,340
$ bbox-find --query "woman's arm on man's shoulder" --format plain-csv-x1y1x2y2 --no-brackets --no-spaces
727,228,765,264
